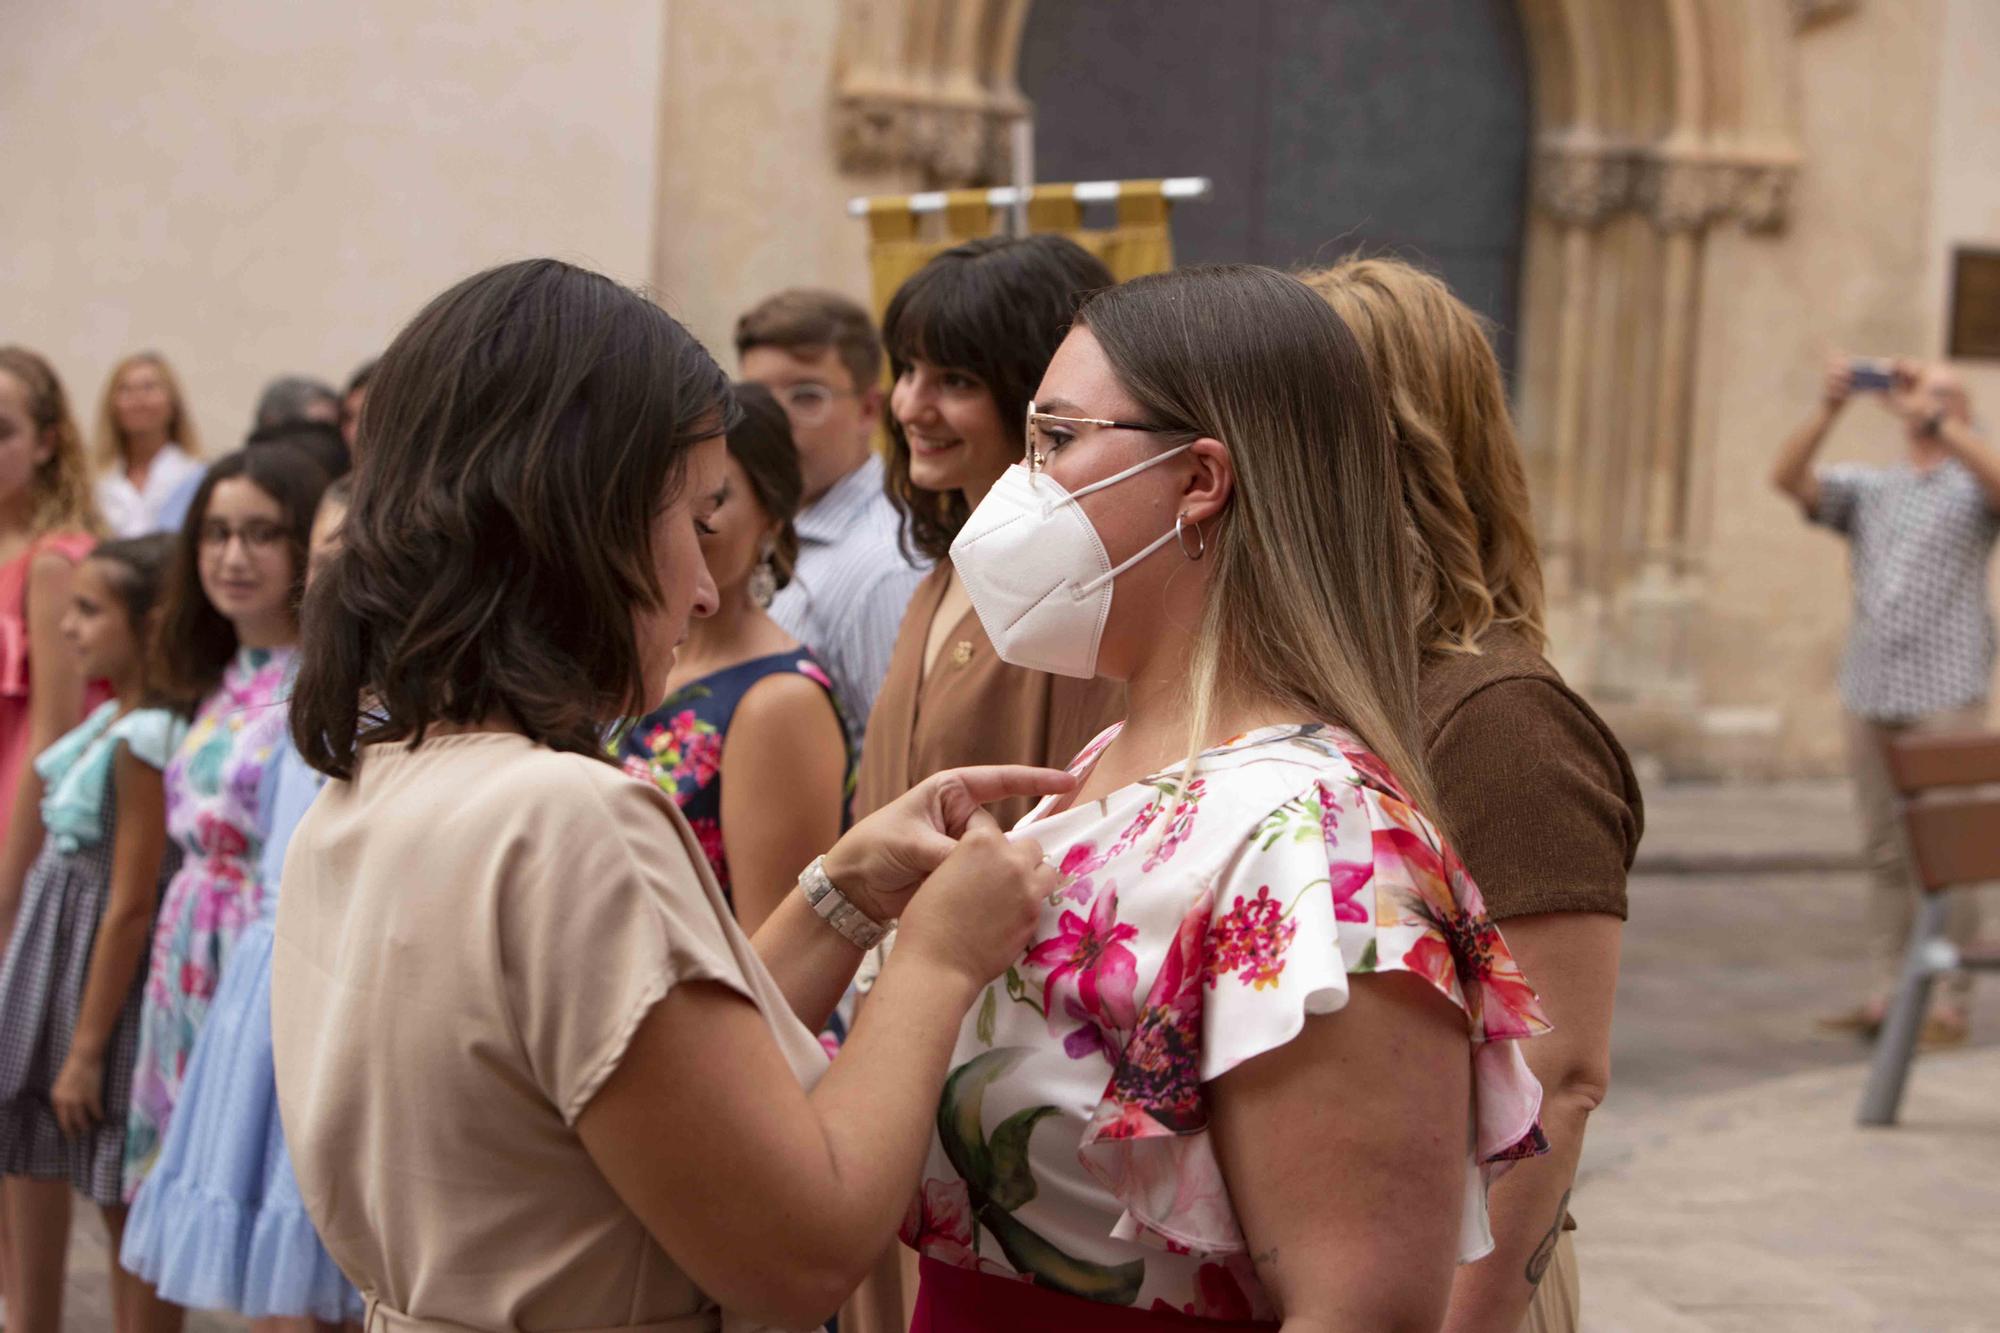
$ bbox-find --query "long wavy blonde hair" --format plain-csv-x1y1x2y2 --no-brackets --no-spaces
1075,265,1442,821
1300,257,1546,655
94,351,202,472
0,346,103,537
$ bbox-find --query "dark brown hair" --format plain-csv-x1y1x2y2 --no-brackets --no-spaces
881,234,1113,562
154,447,328,713
90,533,176,629
726,382,804,590
88,533,176,707
290,258,735,779
734,288,882,395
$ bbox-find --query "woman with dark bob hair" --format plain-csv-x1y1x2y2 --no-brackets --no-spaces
269,259,1072,1332
857,234,1126,833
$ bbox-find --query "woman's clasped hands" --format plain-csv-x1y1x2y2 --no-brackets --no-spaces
822,764,1071,984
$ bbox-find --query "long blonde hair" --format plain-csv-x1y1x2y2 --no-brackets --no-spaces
94,351,202,472
1074,265,1440,818
1300,257,1546,655
0,346,103,537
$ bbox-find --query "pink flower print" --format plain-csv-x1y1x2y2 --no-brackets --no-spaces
178,958,214,1002
621,754,653,783
1098,891,1210,1135
1109,795,1162,857
898,1178,1017,1278
1060,997,1116,1061
1059,840,1100,879
1327,856,1372,924
194,811,249,864
796,659,834,692
1054,841,1104,907
1337,737,1411,802
1027,883,1139,1045
1140,778,1206,872
1204,887,1298,990
688,817,728,885
1315,779,1344,843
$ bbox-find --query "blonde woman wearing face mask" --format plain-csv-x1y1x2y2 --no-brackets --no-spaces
1304,256,1643,1333
898,264,1552,1332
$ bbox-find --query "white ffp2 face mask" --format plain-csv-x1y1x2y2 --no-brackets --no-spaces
948,443,1194,679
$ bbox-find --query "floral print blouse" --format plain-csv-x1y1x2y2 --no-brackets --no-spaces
615,650,847,903
902,722,1551,1321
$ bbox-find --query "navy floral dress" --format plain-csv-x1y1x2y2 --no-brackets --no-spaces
616,650,848,905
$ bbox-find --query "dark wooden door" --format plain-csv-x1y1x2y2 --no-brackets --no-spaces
1020,0,1531,369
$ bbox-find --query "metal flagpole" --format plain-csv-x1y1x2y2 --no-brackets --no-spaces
1008,114,1034,237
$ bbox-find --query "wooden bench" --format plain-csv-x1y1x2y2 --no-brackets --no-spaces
1857,730,2000,1125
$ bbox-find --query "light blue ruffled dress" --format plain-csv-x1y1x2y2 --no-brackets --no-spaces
119,739,362,1321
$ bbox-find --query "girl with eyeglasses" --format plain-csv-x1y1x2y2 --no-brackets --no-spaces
121,446,327,1284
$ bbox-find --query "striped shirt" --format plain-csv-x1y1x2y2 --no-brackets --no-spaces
769,455,928,745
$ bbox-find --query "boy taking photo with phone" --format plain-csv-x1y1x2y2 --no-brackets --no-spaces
1771,356,2000,1046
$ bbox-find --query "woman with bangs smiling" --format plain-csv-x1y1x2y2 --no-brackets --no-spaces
857,234,1128,831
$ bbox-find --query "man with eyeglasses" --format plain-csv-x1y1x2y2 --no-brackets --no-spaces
735,289,925,747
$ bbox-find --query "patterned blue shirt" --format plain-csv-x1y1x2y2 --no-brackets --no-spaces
1812,457,2000,721
768,454,928,744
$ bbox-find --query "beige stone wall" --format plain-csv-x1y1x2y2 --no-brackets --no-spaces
1679,0,2000,776
651,0,918,362
1931,0,2000,404
1,0,663,453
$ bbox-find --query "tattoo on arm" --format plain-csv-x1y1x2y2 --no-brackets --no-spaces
1524,1189,1570,1287
1252,1246,1279,1272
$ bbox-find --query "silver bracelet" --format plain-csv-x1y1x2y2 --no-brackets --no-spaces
799,855,888,950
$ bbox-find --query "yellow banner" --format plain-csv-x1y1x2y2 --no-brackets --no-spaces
861,181,1177,323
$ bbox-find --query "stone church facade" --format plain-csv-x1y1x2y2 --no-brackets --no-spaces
10,0,1997,775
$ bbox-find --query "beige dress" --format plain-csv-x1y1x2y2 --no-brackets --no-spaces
270,733,829,1332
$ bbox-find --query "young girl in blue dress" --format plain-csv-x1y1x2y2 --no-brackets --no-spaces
0,534,185,1333
122,477,360,1329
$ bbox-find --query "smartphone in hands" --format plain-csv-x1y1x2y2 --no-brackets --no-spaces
1849,357,1896,392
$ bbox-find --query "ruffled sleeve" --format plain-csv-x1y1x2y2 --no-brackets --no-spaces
109,707,189,772
1074,765,1551,1260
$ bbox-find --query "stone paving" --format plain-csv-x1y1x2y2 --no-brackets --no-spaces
1582,780,2000,1332
49,780,2000,1332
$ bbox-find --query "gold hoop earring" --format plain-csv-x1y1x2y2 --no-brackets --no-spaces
1176,512,1206,561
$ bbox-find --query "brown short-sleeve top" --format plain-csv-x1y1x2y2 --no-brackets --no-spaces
1418,624,1644,921
271,733,828,1331
854,563,1126,827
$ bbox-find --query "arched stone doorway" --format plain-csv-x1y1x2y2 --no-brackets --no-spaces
834,0,1815,760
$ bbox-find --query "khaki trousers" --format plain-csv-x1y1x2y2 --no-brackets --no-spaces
1519,1230,1580,1333
1843,703,1988,1006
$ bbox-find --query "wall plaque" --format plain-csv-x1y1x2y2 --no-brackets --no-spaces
1948,247,2000,360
